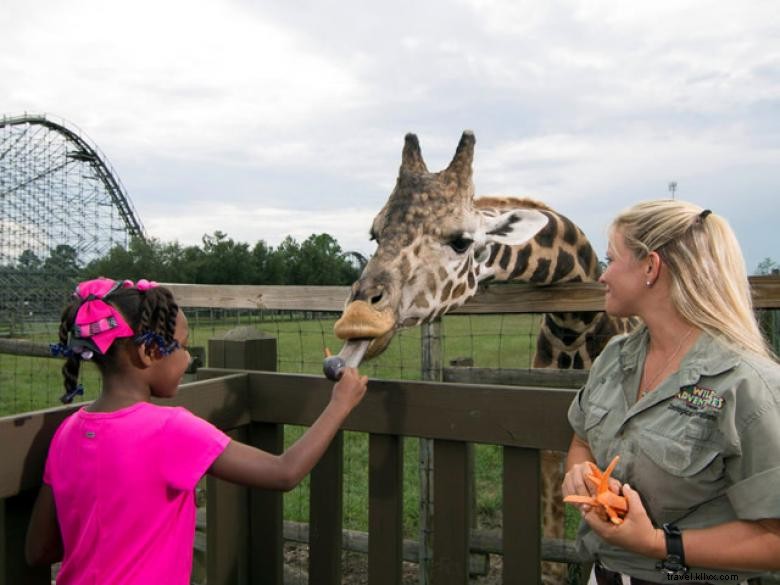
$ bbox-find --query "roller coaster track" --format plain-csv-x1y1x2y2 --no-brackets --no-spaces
0,113,146,240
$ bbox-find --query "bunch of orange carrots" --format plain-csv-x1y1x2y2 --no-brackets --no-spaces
563,455,628,525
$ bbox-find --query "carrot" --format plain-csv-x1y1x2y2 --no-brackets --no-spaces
563,495,597,505
564,454,628,522
598,490,628,512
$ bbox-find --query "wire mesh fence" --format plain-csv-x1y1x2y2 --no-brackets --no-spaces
0,308,546,416
4,282,779,585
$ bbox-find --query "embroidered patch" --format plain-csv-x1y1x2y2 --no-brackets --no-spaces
667,384,724,420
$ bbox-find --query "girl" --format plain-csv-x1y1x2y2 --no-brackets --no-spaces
25,277,368,584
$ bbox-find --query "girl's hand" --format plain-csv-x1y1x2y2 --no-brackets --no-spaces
331,367,368,411
582,483,664,558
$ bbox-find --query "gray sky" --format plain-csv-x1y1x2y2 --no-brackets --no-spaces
3,0,779,272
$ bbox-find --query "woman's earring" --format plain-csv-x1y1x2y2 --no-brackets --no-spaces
646,280,652,288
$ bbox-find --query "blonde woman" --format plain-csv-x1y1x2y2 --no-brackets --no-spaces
563,200,780,584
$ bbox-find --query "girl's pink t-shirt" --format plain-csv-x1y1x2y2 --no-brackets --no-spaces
44,401,230,585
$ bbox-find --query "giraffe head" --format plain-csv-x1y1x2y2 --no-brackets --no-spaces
332,131,549,366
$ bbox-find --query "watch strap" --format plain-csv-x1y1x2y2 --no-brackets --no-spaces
657,523,687,575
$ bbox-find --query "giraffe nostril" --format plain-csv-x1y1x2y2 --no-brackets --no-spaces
371,292,383,305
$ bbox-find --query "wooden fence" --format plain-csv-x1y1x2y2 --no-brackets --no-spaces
1,345,575,585
2,278,780,585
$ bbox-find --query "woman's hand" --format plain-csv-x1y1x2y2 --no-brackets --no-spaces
331,367,368,412
562,461,597,513
582,483,664,559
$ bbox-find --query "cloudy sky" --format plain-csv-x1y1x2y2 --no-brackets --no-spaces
3,0,779,271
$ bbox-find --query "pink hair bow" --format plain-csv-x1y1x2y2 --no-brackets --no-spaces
73,278,134,354
135,279,158,292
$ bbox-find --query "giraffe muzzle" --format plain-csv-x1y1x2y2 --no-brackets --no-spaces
333,300,395,340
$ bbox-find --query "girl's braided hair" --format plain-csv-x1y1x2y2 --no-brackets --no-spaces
58,284,179,403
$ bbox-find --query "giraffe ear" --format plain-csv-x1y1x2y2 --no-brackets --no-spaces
482,209,548,246
400,133,428,174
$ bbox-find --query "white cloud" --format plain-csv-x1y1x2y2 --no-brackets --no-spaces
2,0,778,271
2,0,366,160
144,203,377,255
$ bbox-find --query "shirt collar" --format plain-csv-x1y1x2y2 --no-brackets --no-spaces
618,324,741,381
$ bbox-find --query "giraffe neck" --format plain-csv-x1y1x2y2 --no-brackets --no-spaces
471,198,619,369
474,199,601,286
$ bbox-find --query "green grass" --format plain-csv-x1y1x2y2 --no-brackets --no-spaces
2,312,583,539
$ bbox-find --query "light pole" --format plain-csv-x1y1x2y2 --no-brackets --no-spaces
668,181,677,199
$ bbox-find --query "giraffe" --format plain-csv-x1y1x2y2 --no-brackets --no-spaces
332,131,627,582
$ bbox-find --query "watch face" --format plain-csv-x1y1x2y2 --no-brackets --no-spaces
659,555,687,575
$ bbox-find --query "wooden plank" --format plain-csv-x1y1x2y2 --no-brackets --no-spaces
444,367,588,389
232,371,575,451
503,447,541,584
750,276,780,309
250,422,285,585
0,339,52,358
161,277,780,313
207,427,250,585
419,320,441,585
199,518,575,566
0,374,249,499
152,374,251,430
0,490,50,585
309,432,343,585
368,433,404,585
282,521,491,574
163,283,350,311
432,440,470,585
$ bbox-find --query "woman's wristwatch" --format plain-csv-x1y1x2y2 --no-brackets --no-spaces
657,523,688,575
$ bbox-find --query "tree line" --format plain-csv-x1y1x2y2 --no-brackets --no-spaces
82,231,363,285
0,232,363,327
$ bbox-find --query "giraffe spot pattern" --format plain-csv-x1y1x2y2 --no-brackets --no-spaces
562,216,579,246
551,249,575,282
413,291,430,309
440,280,453,303
531,258,551,283
498,246,512,271
451,282,466,300
509,245,533,280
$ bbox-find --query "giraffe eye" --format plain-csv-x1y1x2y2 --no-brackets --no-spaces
448,235,473,254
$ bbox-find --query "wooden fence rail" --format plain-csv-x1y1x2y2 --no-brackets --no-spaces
163,276,780,312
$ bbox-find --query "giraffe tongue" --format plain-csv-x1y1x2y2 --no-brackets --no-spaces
337,339,371,369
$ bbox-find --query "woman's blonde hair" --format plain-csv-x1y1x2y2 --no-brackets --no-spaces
611,199,773,359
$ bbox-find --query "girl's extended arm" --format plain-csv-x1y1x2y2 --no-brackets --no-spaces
208,367,368,491
26,484,63,566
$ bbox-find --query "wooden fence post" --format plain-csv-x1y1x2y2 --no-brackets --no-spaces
206,328,280,585
760,309,780,355
0,490,50,585
419,320,442,585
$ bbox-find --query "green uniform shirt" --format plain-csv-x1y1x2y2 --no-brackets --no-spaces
568,325,780,582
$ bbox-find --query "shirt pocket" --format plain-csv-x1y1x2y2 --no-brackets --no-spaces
583,403,610,456
638,430,720,477
635,430,725,523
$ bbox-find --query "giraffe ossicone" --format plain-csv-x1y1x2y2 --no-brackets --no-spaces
331,131,551,366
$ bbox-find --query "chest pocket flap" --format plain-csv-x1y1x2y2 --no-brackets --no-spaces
584,404,609,431
639,430,720,477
